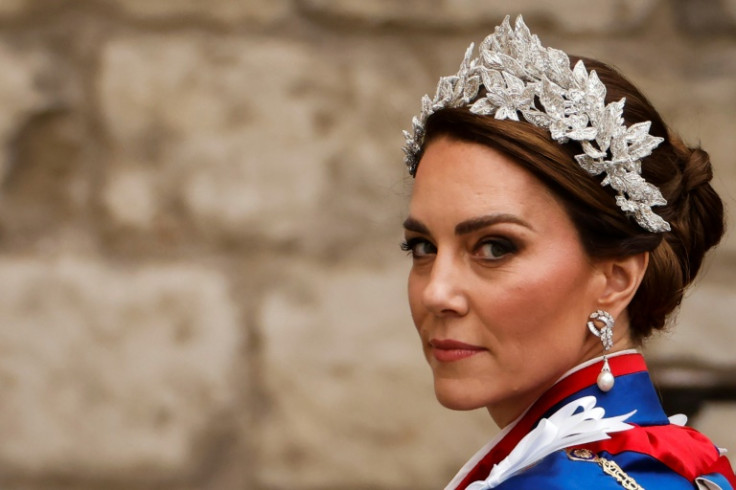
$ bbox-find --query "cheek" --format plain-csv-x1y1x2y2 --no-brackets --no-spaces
476,288,540,342
407,272,425,326
478,263,593,341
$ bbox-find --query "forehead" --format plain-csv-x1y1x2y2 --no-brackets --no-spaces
411,137,561,211
410,137,565,223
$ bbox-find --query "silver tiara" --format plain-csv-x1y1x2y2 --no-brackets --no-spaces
402,15,670,233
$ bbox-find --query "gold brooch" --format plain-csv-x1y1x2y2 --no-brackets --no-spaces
566,449,645,489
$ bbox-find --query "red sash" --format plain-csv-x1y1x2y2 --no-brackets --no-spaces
580,424,736,487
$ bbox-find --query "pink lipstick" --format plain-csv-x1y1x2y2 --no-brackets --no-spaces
429,339,485,362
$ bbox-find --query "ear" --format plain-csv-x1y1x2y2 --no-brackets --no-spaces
595,252,649,318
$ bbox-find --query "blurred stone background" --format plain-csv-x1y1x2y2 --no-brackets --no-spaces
0,1,733,489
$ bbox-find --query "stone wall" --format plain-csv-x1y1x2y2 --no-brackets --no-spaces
0,1,734,489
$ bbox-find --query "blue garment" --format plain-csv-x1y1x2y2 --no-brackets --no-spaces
448,353,736,490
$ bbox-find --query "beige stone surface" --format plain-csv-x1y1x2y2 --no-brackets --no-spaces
105,0,293,25
257,257,495,488
300,0,658,32
0,43,52,183
0,0,28,16
98,35,328,240
0,256,242,477
98,32,418,252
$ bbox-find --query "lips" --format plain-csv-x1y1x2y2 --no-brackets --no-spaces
429,339,486,362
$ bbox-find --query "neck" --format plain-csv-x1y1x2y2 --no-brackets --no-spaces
487,347,639,428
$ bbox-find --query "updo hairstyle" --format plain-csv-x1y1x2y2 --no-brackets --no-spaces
416,56,725,343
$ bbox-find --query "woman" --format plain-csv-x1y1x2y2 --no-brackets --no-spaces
401,16,735,490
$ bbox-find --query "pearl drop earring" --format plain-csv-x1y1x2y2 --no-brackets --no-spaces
587,310,615,392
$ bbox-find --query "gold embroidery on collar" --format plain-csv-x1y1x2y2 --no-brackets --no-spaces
566,449,645,490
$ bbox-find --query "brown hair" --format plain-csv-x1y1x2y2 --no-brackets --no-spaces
417,56,725,343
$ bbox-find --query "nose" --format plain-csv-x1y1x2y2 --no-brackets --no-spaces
421,253,469,317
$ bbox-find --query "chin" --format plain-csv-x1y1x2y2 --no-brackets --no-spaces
434,380,489,411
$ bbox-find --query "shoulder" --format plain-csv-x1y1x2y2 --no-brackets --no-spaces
494,448,698,490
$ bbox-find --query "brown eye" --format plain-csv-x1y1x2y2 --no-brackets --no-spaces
401,238,437,258
476,239,516,260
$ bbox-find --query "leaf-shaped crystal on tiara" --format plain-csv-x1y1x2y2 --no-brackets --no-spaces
402,15,670,233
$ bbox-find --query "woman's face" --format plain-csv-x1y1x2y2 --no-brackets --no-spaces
404,136,609,427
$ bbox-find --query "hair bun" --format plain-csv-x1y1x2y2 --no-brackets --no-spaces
681,147,714,193
666,143,724,285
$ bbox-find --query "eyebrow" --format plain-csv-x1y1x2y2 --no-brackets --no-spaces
455,214,533,235
403,214,533,236
402,216,431,235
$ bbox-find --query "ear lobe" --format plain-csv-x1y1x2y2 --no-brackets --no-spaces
596,252,649,317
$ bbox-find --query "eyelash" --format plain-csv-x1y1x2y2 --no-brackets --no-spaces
400,236,518,261
400,237,435,257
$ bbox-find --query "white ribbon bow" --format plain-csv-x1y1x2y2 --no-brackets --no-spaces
467,396,635,489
